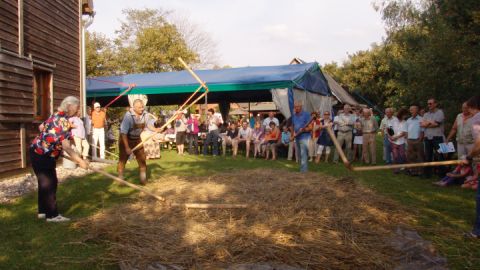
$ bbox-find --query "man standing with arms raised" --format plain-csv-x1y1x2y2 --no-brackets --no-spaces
91,102,107,159
291,101,312,172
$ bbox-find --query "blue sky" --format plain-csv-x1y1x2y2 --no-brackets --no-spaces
89,0,385,67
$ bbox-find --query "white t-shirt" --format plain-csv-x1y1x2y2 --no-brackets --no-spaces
263,117,279,128
391,120,407,145
238,127,253,139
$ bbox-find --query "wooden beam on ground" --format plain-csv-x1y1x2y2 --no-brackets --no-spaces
325,127,462,172
352,160,462,172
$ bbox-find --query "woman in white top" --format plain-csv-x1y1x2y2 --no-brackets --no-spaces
389,108,408,173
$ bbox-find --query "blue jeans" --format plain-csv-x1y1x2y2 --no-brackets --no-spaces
203,130,219,155
383,135,392,164
296,138,309,172
473,181,480,235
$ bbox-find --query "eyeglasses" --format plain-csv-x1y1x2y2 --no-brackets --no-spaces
427,102,434,105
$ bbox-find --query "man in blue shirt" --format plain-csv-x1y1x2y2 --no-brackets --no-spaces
405,105,424,176
291,101,312,172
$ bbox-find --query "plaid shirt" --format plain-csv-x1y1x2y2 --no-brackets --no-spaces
31,111,72,157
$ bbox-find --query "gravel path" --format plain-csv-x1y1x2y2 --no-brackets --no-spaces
0,161,111,204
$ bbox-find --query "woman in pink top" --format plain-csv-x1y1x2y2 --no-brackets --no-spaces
187,113,200,154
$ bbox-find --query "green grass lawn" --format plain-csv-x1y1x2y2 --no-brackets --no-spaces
1,141,479,269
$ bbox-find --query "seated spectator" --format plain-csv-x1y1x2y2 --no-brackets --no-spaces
315,111,334,163
252,122,265,158
235,121,253,158
278,125,294,160
462,164,479,190
264,122,280,160
163,124,176,149
433,163,473,187
222,123,238,156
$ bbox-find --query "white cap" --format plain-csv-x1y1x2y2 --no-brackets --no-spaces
182,109,188,114
94,102,101,108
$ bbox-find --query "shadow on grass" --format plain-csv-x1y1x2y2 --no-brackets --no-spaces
0,168,137,270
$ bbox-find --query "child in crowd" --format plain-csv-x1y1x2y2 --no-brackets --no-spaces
264,122,280,160
433,163,473,187
252,122,264,158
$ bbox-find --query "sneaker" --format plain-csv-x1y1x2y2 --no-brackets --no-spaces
46,215,70,223
464,232,479,239
37,213,46,219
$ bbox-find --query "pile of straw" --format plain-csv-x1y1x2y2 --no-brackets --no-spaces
75,169,412,269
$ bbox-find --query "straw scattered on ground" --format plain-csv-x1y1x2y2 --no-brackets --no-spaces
75,169,414,269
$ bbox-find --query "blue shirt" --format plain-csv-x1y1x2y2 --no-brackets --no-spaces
281,131,291,144
406,115,423,139
292,111,311,141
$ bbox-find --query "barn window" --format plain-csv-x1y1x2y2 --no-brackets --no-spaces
33,69,52,121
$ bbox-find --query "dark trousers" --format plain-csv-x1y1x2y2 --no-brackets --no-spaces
188,133,198,154
424,136,446,177
203,130,219,155
474,183,480,235
30,148,59,218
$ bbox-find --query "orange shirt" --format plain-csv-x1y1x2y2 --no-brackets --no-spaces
91,110,106,128
265,128,280,141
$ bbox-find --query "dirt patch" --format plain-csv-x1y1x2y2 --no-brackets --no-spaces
75,169,440,269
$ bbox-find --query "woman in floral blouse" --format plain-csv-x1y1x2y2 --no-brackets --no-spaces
30,96,89,222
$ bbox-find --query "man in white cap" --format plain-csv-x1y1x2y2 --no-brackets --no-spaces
91,102,107,159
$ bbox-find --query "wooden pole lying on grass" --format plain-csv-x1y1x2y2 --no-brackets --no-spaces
89,143,120,158
351,160,462,172
64,156,248,209
325,127,462,171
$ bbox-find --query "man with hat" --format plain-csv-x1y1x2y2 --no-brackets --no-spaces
91,102,107,159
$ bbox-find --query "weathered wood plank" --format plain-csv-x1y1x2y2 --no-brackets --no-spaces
0,160,22,173
0,96,35,106
24,4,79,40
0,104,35,114
0,73,33,86
0,63,33,77
0,155,21,164
0,145,21,154
0,114,34,122
0,53,34,70
0,82,34,93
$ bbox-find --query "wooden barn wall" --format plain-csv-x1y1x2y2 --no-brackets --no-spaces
0,0,19,53
23,0,81,108
0,0,82,175
0,128,21,173
0,52,34,122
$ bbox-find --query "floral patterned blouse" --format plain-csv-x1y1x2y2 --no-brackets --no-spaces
31,111,72,158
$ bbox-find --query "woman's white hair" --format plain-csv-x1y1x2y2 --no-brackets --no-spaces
59,96,80,112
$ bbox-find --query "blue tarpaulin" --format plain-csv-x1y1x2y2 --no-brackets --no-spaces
86,62,332,98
